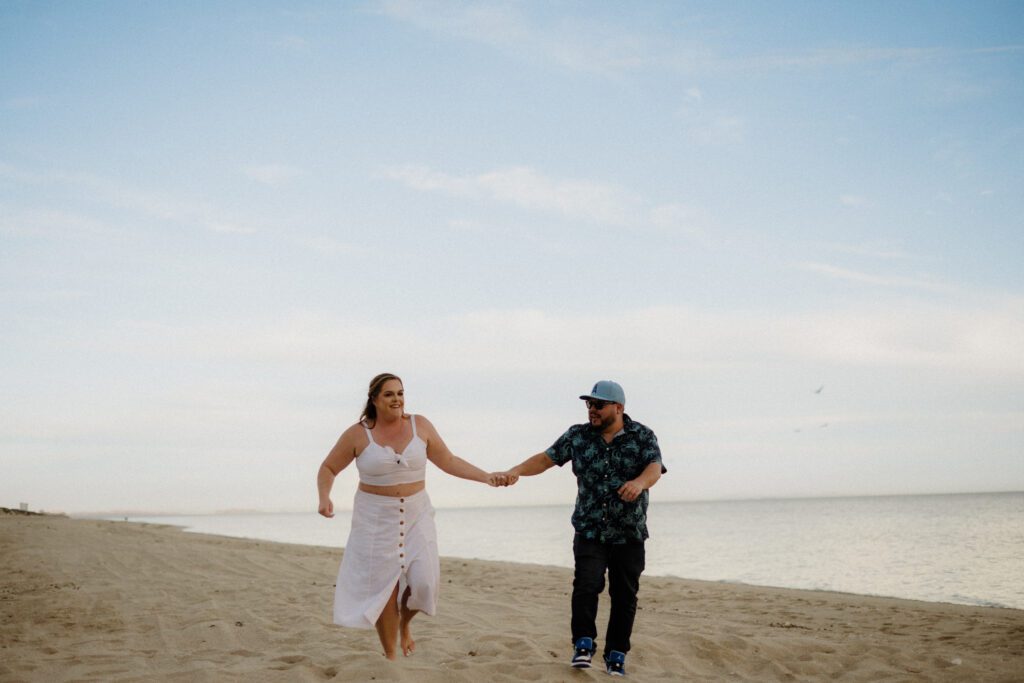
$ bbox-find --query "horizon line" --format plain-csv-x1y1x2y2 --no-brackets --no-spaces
60,489,1024,518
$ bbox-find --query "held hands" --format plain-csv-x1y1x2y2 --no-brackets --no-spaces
487,471,520,487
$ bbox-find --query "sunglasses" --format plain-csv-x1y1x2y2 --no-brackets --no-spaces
585,399,613,410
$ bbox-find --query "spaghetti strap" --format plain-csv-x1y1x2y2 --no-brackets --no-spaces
364,425,375,445
410,414,417,438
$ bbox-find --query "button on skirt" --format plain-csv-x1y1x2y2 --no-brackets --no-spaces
333,488,439,629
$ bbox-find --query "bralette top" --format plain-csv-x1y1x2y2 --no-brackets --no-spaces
355,415,428,486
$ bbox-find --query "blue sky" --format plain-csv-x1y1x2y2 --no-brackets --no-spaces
2,1,1022,514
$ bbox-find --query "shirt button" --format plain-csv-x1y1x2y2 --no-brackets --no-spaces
400,521,404,525
399,508,404,513
400,498,405,503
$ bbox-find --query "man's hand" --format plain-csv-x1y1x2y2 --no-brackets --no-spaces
488,470,520,487
617,480,644,502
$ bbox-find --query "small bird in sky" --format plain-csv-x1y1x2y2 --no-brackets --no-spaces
814,385,824,394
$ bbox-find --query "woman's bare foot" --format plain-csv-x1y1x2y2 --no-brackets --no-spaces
376,584,401,660
399,588,418,656
399,606,416,656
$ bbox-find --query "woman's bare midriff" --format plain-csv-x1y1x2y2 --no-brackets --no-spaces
358,481,426,497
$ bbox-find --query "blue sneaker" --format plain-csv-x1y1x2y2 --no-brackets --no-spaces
571,637,595,668
604,650,626,677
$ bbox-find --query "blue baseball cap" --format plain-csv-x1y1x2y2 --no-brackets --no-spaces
579,380,625,405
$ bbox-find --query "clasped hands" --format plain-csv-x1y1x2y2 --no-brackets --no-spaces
487,471,519,487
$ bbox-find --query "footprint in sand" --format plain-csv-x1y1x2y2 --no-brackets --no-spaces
270,654,310,670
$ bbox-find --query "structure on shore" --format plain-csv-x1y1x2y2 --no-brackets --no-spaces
1,506,49,516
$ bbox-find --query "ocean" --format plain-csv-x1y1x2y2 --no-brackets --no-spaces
100,492,1024,611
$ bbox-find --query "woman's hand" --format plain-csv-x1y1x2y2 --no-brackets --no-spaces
488,471,519,487
318,498,334,518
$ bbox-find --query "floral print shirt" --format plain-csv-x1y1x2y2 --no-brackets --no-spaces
546,415,666,544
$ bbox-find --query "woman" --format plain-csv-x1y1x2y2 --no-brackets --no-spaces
317,372,500,659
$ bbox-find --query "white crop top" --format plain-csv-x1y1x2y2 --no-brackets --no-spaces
355,415,428,486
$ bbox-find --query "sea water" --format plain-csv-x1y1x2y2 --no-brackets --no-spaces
101,492,1024,610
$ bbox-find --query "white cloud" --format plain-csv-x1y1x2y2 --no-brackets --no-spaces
648,203,720,246
63,299,1024,378
298,236,364,255
0,163,261,235
0,288,92,302
674,95,746,146
375,2,1024,79
774,303,1024,374
839,194,869,207
478,167,640,223
376,0,526,42
741,46,942,70
799,262,955,293
649,203,697,230
821,241,926,261
0,206,115,238
242,163,305,186
381,164,474,195
724,45,1024,72
384,165,717,240
381,164,643,225
373,0,649,75
206,221,257,235
81,177,260,235
687,114,746,146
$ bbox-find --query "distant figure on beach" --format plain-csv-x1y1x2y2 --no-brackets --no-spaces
495,380,666,677
317,372,503,660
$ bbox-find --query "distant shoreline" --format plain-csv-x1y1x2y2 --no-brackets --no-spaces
0,506,61,517
61,488,1024,518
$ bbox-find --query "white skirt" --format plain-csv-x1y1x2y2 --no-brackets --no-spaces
333,488,439,629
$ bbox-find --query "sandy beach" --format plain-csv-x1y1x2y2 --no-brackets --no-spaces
2,512,1022,682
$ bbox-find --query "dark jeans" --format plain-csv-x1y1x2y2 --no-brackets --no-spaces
571,534,646,656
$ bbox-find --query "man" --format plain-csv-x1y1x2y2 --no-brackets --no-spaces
499,380,666,677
